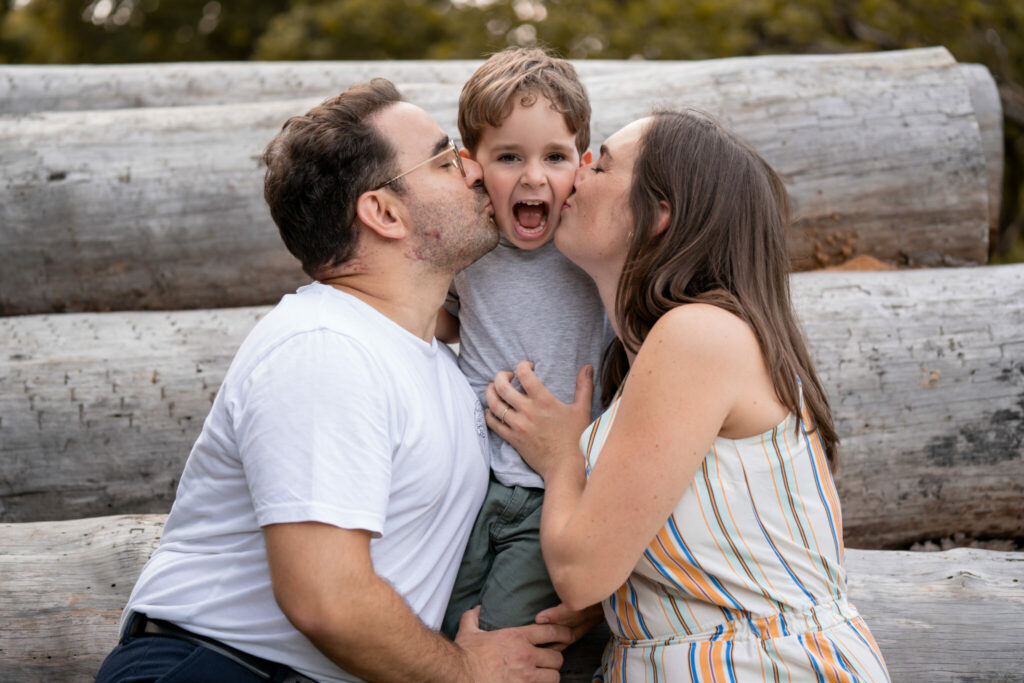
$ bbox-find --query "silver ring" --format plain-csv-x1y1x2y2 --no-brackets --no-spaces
500,406,510,424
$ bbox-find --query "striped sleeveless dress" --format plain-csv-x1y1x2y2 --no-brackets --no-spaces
581,389,889,683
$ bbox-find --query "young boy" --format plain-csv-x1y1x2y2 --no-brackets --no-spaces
439,47,612,638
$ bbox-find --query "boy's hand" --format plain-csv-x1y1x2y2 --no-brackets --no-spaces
534,603,604,651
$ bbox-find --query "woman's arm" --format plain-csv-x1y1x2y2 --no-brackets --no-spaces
488,304,766,609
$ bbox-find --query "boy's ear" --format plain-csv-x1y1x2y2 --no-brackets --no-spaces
355,190,408,241
653,200,671,236
459,147,472,159
581,149,593,165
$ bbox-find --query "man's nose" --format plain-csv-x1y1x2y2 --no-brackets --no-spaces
462,156,484,188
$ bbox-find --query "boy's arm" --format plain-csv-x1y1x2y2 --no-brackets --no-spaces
435,306,460,344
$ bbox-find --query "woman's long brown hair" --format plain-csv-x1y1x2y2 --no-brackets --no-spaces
602,110,839,469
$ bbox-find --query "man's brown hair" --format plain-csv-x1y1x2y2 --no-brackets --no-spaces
262,78,403,279
458,47,590,155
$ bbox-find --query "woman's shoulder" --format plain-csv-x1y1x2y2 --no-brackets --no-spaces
647,303,758,355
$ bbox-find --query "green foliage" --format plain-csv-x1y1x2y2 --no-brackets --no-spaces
1,0,1021,258
0,0,279,63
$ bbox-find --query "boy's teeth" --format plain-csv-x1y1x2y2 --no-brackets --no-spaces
514,201,547,230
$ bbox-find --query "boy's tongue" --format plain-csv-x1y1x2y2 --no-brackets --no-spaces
515,203,546,230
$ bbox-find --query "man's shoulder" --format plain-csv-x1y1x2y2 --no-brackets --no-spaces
227,285,388,380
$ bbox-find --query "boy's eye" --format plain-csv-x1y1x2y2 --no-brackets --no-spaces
497,153,520,163
547,153,568,163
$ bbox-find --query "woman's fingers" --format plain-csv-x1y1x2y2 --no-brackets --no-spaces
515,360,549,398
485,406,515,441
573,364,595,410
492,369,527,410
484,381,517,425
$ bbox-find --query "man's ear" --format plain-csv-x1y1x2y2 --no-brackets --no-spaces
581,149,593,165
355,190,407,241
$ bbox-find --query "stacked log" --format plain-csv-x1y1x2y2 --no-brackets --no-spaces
2,514,1021,681
2,266,1021,550
0,48,1001,315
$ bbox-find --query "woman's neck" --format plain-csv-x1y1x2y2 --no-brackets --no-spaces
592,266,637,366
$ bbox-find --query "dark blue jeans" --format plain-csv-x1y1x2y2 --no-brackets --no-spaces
94,615,303,683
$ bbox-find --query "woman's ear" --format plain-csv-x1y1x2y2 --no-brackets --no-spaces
355,190,407,241
581,149,593,165
653,200,671,236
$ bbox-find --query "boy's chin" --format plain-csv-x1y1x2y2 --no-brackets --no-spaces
500,223,557,250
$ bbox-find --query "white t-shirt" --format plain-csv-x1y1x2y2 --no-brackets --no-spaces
122,283,490,683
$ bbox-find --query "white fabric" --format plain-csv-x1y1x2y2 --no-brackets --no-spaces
122,283,490,683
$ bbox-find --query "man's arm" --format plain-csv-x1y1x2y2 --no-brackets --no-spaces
265,521,569,683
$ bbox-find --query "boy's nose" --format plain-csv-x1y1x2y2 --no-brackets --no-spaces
521,160,546,186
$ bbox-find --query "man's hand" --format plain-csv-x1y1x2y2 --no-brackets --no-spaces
454,606,571,682
534,603,604,652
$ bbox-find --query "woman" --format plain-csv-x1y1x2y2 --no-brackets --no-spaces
485,111,890,681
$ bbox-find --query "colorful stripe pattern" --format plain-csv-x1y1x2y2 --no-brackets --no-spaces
579,393,889,682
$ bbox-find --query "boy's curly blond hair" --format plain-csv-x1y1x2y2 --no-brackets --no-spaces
458,47,591,156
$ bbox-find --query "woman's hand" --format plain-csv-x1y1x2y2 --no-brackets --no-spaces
533,602,604,651
484,360,594,480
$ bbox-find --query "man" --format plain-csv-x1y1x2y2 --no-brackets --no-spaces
95,79,574,683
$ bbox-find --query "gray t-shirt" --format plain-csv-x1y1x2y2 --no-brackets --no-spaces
446,238,612,488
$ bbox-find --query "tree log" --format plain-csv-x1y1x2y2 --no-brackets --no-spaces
960,62,1004,244
1,514,1021,681
0,48,998,314
2,266,1021,548
0,61,649,115
792,265,1024,548
0,307,266,521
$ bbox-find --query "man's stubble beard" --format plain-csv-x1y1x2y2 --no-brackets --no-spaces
406,190,499,275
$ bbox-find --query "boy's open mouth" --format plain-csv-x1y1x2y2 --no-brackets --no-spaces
513,200,549,238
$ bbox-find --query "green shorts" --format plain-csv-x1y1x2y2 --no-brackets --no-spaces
441,477,558,638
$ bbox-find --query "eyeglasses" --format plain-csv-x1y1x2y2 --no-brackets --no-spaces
374,138,465,190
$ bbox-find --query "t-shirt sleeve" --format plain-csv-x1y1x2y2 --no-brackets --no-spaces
234,330,393,536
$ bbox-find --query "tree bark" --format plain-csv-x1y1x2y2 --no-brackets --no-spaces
792,265,1024,548
2,266,1021,548
0,48,998,314
2,514,1021,681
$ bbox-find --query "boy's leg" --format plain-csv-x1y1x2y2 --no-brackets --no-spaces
477,485,560,631
440,478,511,639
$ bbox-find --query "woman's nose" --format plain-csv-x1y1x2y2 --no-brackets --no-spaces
574,162,590,188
